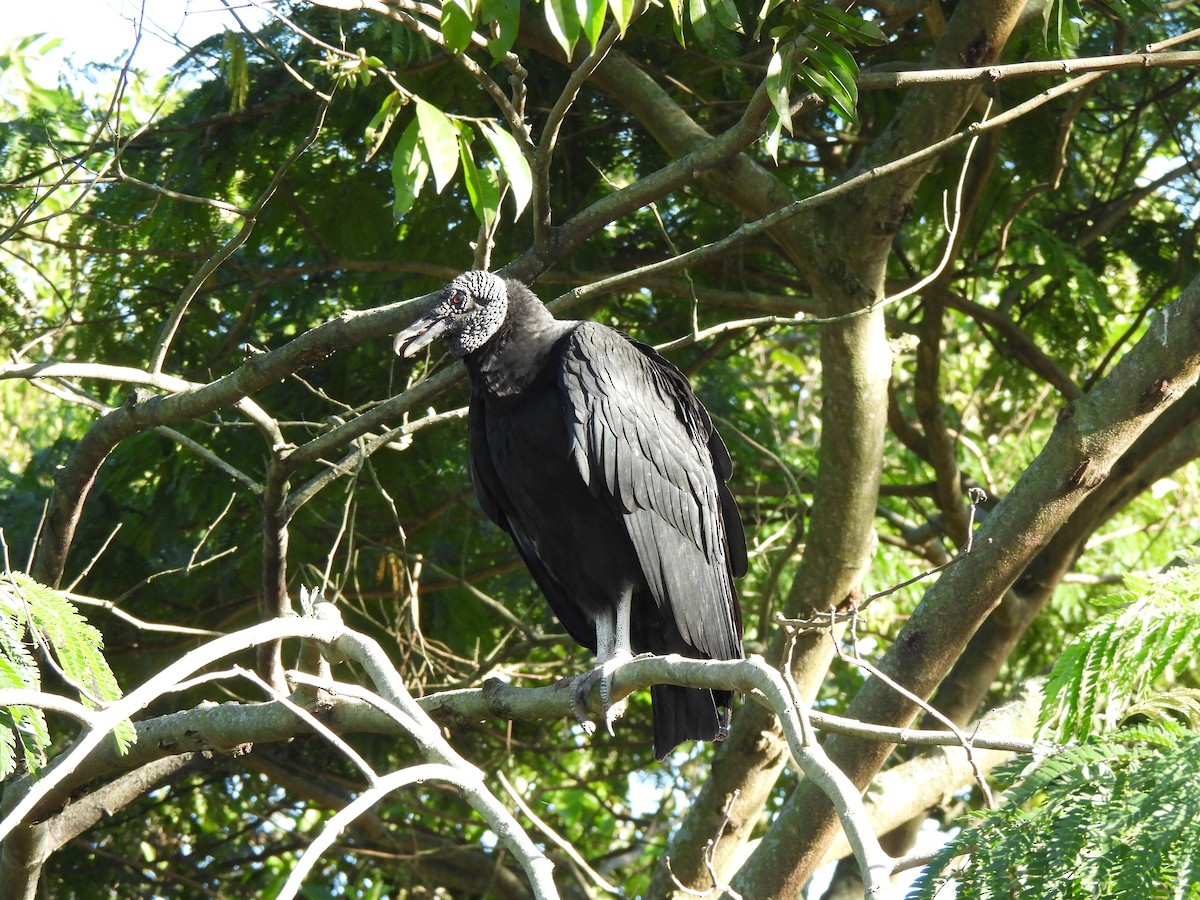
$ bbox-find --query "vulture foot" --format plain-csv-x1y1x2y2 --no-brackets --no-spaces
571,653,646,736
596,652,634,735
570,673,598,734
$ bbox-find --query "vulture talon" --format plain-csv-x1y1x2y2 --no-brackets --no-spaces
570,665,627,737
571,671,597,729
597,654,632,736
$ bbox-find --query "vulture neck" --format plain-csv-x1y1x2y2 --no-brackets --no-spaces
465,281,573,398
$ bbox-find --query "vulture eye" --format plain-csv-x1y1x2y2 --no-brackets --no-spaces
448,289,469,310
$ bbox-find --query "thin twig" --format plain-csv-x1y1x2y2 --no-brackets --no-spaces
66,592,225,637
836,621,995,809
497,771,622,896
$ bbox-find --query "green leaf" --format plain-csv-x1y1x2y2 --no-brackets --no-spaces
580,0,608,50
220,30,250,114
391,118,430,221
481,0,521,59
763,113,784,164
607,0,636,34
479,120,532,218
415,99,461,194
754,0,786,40
459,126,500,228
1043,0,1083,56
688,0,715,47
545,0,582,58
1039,563,1200,743
803,35,859,122
0,616,49,777
667,0,685,45
911,728,1200,898
765,49,792,135
441,0,477,55
796,51,858,123
364,91,406,163
3,573,134,757
808,6,887,46
709,0,743,34
0,602,38,690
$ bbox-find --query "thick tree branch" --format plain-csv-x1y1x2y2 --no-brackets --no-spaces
735,270,1200,897
931,380,1200,726
0,614,944,898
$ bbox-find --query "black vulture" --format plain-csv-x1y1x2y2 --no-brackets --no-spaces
394,271,746,759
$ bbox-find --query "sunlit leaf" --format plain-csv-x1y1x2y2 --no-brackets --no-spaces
797,48,858,123
441,0,477,54
479,119,531,218
580,0,608,50
1043,0,1084,55
545,0,582,58
667,0,685,45
220,30,250,113
765,49,791,135
808,6,888,45
2,573,133,757
415,99,461,193
0,611,48,777
392,118,430,220
804,35,859,119
754,0,786,39
688,0,715,46
481,0,521,59
607,0,636,34
364,90,406,163
710,0,743,34
459,125,500,228
763,112,784,163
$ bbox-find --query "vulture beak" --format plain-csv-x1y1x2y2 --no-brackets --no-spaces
393,311,449,358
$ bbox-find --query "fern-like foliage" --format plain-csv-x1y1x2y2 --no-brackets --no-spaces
909,725,1200,898
1039,563,1200,743
0,571,134,777
0,604,48,779
910,564,1200,897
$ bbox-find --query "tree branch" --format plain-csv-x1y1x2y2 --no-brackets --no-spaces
735,270,1200,897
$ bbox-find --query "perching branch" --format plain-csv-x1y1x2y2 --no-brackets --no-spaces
0,604,557,899
0,606,1040,897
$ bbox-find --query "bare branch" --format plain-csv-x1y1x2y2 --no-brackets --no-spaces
858,49,1200,90
0,690,100,728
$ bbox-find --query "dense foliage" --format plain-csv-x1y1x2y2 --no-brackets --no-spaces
1,0,1199,897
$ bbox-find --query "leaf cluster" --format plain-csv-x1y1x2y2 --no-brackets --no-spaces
1039,562,1200,743
1043,0,1162,56
0,571,133,777
912,562,1200,896
911,725,1200,898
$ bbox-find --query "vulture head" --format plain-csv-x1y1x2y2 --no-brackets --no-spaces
393,270,509,359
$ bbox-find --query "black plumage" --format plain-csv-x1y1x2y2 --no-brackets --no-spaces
394,271,746,759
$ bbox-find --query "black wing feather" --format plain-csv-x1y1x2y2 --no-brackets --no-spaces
468,391,597,650
559,323,743,661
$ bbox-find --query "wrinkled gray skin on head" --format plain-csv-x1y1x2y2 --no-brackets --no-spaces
393,271,510,359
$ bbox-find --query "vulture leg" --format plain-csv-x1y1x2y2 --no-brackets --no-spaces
570,589,634,736
594,589,633,735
